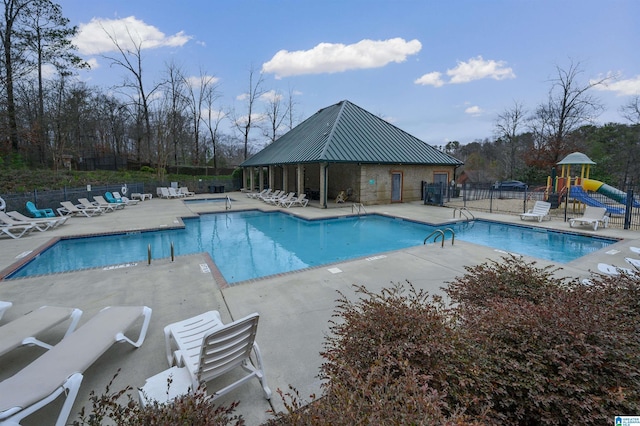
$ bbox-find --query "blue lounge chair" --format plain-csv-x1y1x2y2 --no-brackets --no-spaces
26,201,56,218
104,192,123,205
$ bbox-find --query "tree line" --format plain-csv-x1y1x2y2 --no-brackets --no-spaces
442,62,640,190
1,1,638,190
0,0,299,178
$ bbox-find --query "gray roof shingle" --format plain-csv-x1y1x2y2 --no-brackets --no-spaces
240,100,463,167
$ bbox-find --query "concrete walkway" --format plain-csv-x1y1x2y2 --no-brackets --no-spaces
0,193,639,425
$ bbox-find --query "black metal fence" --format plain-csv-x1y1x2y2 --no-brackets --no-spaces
445,182,640,230
0,176,243,216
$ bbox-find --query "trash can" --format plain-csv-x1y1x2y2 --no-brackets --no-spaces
548,193,560,209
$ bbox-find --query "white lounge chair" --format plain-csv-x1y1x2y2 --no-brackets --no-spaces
77,198,114,214
0,306,82,357
520,201,551,222
0,301,12,321
569,206,609,231
0,305,152,426
262,190,283,203
179,187,195,197
0,211,54,232
57,201,102,217
93,195,124,211
159,187,180,199
283,193,308,208
6,211,68,229
274,192,296,206
631,247,640,255
597,263,637,276
625,257,640,270
139,311,271,405
0,222,34,239
247,189,268,199
113,191,139,205
167,187,185,198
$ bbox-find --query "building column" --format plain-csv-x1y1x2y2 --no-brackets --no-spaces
282,166,289,192
258,167,264,191
319,162,328,208
242,167,254,192
268,165,275,189
296,164,304,196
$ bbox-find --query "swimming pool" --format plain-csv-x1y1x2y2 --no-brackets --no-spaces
6,211,616,282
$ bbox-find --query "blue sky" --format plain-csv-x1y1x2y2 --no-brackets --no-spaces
56,0,639,147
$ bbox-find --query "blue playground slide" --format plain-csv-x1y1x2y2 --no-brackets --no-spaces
569,186,625,215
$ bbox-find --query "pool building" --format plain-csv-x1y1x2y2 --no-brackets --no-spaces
240,100,464,208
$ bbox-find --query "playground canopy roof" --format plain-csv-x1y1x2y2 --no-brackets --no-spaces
557,152,596,165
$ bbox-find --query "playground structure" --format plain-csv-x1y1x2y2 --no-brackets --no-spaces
546,152,639,215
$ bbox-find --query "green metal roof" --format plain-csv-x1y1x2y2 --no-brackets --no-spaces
557,152,596,165
240,100,463,167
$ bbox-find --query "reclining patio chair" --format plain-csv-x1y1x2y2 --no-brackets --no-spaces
7,211,68,229
520,200,551,222
0,301,12,321
569,206,609,231
0,211,55,232
26,201,56,218
78,197,115,213
139,311,271,405
94,195,125,210
0,306,82,357
57,201,102,217
113,191,139,205
0,221,34,239
0,305,152,426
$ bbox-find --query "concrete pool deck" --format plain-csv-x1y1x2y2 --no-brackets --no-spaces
0,193,639,425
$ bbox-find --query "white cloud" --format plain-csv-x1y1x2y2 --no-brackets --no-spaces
260,90,283,103
414,71,445,87
592,75,640,96
185,75,220,88
74,16,191,55
415,56,515,87
448,56,515,83
262,37,422,78
465,105,483,116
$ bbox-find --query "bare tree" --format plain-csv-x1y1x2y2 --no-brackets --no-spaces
100,22,158,164
261,89,289,144
528,60,607,168
184,69,220,165
229,66,265,160
159,61,188,167
201,78,224,168
494,100,526,179
621,96,640,124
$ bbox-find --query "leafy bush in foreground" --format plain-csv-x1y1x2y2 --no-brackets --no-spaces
73,371,244,426
267,256,640,425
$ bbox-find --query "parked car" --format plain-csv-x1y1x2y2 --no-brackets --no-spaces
493,180,528,191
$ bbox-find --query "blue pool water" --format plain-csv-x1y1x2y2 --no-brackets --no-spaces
7,211,616,282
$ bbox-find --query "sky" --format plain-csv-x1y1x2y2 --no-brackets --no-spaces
55,0,640,147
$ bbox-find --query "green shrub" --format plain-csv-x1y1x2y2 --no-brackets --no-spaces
140,166,155,173
269,257,640,425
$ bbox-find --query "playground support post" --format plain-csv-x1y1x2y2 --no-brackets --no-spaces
624,189,634,230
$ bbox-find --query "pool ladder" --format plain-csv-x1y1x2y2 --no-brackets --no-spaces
453,207,474,221
352,203,367,215
147,242,176,265
423,228,455,248
225,195,232,210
